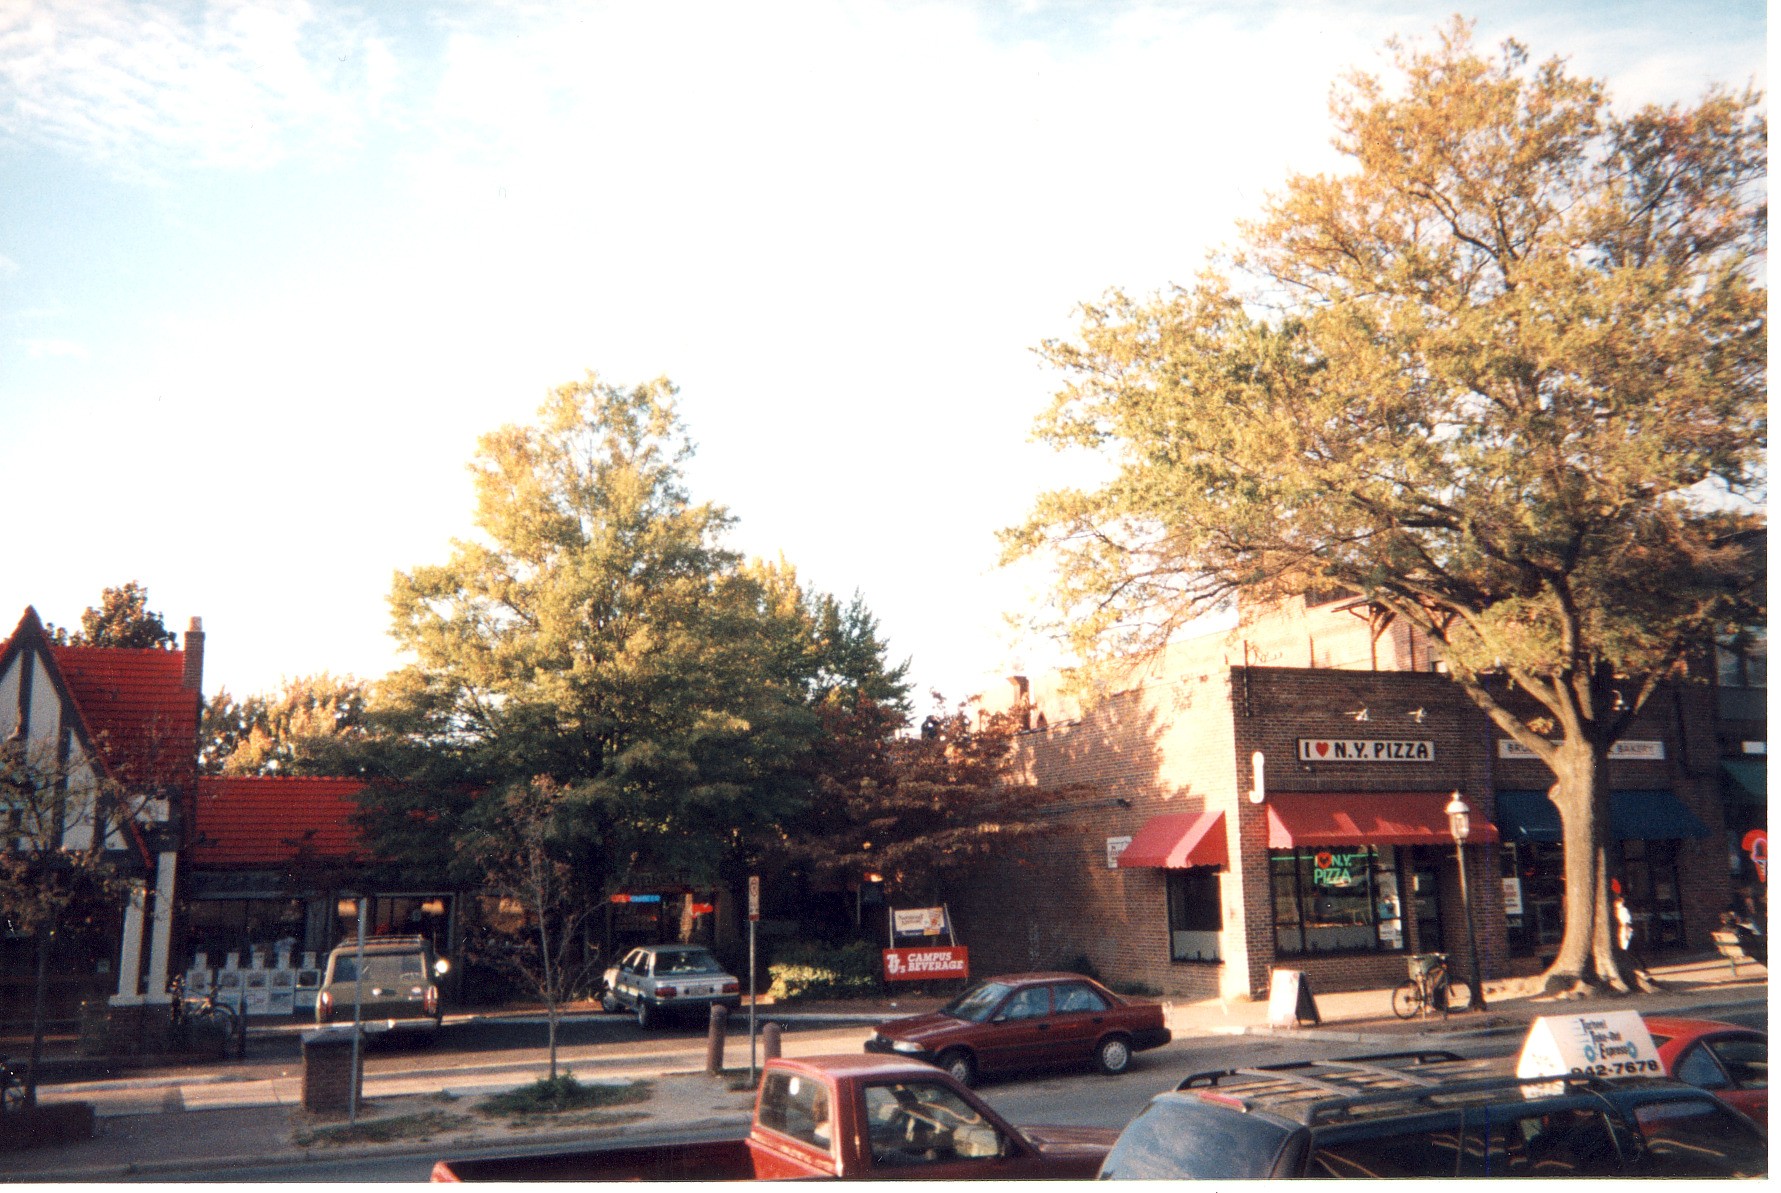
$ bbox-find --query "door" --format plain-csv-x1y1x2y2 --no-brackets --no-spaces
1047,980,1114,1063
975,984,1054,1074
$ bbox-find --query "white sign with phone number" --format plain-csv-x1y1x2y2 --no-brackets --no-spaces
1517,1012,1662,1081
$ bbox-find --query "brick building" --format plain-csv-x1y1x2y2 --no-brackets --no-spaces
946,595,1738,1001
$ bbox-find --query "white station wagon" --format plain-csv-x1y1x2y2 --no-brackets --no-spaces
600,943,741,1029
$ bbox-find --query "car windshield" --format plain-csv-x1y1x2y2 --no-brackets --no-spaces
656,950,724,975
942,982,1013,1023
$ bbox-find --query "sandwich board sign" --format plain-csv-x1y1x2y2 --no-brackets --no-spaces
1268,969,1321,1028
1517,1011,1662,1081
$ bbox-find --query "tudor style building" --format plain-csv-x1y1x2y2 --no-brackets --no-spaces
0,606,202,1028
948,594,1745,1002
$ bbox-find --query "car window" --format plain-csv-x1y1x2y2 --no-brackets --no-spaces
1633,1098,1768,1179
1460,1108,1625,1177
396,954,425,979
1675,1042,1730,1089
943,982,1011,1023
863,1081,1008,1167
1706,1036,1768,1089
1054,982,1110,1013
757,1071,832,1153
1000,987,1051,1021
1307,1115,1466,1178
1097,1098,1291,1180
659,951,724,975
330,956,359,982
622,951,644,974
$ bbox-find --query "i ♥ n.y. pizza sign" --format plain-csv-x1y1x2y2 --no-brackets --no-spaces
1298,739,1435,762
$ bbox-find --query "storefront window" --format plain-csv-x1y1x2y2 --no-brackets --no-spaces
185,898,308,968
1271,846,1407,955
331,895,453,956
1617,840,1685,950
1166,869,1221,961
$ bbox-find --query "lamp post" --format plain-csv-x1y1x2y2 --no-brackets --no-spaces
1445,792,1487,1011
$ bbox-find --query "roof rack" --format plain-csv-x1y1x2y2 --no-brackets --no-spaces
1177,1053,1623,1126
1177,1049,1464,1091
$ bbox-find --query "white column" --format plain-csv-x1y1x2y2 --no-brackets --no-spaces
111,882,147,1006
144,851,178,1004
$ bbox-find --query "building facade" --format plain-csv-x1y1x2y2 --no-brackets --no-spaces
948,596,1739,1001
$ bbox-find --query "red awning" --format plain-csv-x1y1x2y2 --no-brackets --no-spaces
1118,811,1228,869
1266,793,1500,848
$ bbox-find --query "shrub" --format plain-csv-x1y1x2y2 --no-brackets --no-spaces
476,1074,650,1117
1062,954,1103,982
766,940,883,1001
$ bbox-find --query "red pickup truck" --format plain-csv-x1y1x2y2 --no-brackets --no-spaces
430,1053,1118,1181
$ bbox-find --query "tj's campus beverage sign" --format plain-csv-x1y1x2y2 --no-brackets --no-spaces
1299,738,1434,762
882,946,969,981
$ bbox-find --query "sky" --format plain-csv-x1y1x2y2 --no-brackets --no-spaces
0,0,1766,713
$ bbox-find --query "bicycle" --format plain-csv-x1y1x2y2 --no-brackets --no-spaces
1391,952,1470,1019
170,976,243,1057
0,1055,23,1113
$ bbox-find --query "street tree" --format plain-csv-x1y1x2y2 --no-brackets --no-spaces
785,699,1074,907
0,733,134,1104
362,373,909,936
46,582,176,649
463,777,605,1081
1007,21,1765,994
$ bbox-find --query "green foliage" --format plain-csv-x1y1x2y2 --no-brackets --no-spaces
46,582,176,649
766,939,885,1001
475,1074,650,1117
200,675,371,776
295,1110,464,1147
1010,19,1765,988
781,700,1074,904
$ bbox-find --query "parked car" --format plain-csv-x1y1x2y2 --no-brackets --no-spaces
1644,1016,1768,1122
1096,1049,1766,1180
315,935,449,1034
600,943,741,1029
864,972,1170,1087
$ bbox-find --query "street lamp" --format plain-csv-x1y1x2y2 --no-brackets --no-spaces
1445,792,1487,1011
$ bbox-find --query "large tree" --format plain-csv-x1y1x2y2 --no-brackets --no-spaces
46,582,176,649
200,675,371,776
361,373,909,931
1007,21,1765,994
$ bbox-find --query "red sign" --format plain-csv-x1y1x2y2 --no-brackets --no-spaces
883,946,969,982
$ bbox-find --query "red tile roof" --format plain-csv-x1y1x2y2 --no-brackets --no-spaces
192,776,368,867
50,643,198,794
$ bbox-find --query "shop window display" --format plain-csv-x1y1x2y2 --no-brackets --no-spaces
1166,868,1222,961
1272,846,1413,956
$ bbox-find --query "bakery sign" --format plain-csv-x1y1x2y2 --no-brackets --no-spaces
1298,739,1434,762
1499,739,1664,761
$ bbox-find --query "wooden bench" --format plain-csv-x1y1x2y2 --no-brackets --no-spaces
1711,929,1760,975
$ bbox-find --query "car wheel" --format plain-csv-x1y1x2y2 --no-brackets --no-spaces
601,992,623,1013
1096,1035,1132,1075
636,999,658,1030
937,1048,976,1088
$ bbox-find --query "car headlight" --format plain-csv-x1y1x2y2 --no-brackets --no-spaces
891,1039,924,1053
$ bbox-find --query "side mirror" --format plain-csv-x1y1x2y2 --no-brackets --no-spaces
434,958,451,977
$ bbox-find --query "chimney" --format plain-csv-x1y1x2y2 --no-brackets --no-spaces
182,616,204,693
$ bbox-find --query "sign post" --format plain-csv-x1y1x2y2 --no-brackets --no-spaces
747,875,760,1084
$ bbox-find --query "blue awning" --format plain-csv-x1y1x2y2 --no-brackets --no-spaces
1495,789,1712,843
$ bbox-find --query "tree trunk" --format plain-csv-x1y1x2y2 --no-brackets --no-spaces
1544,741,1630,995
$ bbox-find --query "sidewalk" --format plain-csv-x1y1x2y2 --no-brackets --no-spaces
0,951,1764,1182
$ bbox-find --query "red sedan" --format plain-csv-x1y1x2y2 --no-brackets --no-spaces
864,972,1171,1087
1644,1016,1767,1123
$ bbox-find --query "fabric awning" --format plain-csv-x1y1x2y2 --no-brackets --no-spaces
1266,793,1500,849
1494,789,1712,842
1117,811,1227,869
1722,759,1767,806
